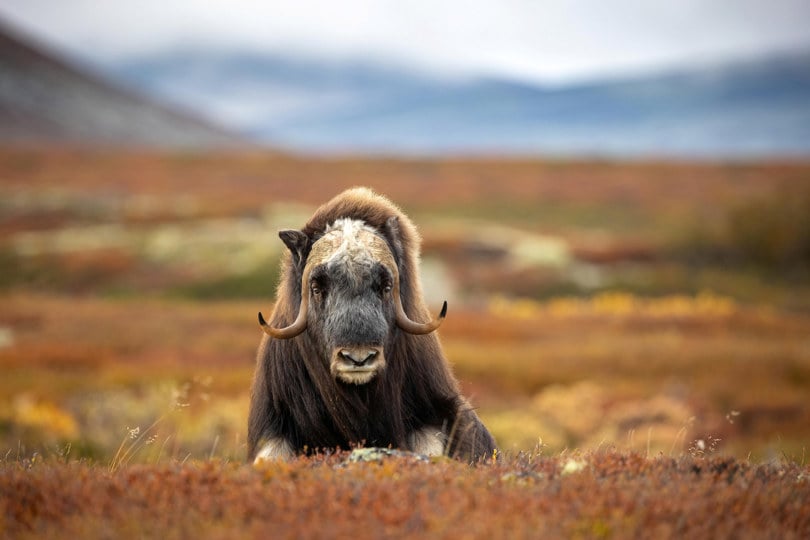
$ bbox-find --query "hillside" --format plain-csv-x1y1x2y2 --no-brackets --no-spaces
0,22,242,147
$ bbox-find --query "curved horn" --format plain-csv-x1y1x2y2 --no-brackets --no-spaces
258,265,312,339
391,263,447,335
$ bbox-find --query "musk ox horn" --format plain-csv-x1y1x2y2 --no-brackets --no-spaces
258,264,312,339
391,261,447,335
261,261,447,338
260,225,446,338
395,298,447,335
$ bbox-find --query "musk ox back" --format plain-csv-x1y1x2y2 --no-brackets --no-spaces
248,187,496,462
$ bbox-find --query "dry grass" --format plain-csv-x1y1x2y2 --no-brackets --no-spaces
2,451,808,539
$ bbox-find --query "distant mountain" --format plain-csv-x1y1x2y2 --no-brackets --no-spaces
108,48,810,157
0,22,243,147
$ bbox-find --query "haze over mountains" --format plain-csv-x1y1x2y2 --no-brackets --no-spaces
2,19,809,157
108,49,810,157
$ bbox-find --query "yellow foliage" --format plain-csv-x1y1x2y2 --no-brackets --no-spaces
481,409,565,452
592,292,637,315
12,394,78,440
489,291,737,319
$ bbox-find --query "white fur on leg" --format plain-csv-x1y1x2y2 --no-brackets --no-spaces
253,437,294,464
408,426,446,456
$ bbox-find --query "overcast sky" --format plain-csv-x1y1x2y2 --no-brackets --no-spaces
2,0,810,83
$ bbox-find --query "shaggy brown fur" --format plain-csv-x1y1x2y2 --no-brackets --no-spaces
247,187,496,462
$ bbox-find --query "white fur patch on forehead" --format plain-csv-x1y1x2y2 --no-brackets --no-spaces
310,218,394,272
324,218,378,241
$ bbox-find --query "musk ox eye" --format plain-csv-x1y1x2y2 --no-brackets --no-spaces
379,274,393,295
310,282,322,296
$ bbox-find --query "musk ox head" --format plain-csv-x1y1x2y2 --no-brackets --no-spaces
258,216,446,385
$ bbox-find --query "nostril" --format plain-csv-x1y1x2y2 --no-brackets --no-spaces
339,349,379,367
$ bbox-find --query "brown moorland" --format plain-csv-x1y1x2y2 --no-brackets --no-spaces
2,149,810,537
2,451,809,539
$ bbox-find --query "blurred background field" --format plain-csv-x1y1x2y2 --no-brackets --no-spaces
2,149,810,464
2,2,810,468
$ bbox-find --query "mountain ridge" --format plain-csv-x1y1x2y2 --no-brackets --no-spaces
108,47,810,157
3,15,808,158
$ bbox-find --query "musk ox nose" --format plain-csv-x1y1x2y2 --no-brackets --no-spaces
331,346,387,384
338,348,379,367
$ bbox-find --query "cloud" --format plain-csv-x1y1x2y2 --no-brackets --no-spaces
2,0,810,82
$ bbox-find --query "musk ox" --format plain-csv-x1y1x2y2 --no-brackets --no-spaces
248,187,496,463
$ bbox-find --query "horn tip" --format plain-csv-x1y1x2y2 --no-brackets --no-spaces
258,312,267,326
440,301,448,319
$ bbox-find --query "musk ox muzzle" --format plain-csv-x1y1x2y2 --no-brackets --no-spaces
332,347,383,385
258,218,447,385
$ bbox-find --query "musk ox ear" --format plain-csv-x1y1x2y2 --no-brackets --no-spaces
279,229,310,267
382,216,405,264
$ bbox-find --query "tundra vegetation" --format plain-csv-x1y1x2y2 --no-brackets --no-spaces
1,149,809,537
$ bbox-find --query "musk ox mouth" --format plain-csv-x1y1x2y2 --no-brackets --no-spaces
331,347,386,385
